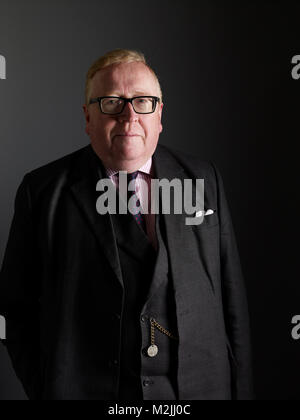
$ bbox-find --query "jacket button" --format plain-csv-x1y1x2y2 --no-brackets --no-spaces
109,359,119,367
143,379,154,387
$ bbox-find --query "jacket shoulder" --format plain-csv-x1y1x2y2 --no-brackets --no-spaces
157,143,217,178
23,145,89,192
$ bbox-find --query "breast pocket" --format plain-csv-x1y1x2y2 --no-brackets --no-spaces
191,210,219,231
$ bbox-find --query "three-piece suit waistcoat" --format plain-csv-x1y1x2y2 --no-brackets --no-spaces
109,178,179,400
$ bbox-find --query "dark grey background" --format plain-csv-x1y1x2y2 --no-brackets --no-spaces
0,0,299,400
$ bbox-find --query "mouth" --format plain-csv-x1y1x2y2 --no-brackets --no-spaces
115,133,140,137
114,134,141,141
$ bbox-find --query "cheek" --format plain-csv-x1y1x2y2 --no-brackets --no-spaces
92,118,114,137
143,117,160,135
152,116,162,135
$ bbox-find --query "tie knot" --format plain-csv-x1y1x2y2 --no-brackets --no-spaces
116,171,139,180
127,171,139,181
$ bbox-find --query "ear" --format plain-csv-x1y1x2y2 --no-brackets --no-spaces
158,102,164,134
83,104,90,135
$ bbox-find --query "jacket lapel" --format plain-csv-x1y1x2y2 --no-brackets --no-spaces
152,145,212,302
68,146,123,287
148,145,187,300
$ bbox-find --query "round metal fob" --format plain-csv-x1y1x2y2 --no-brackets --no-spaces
147,345,159,358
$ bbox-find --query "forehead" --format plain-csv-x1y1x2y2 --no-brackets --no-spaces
91,62,159,96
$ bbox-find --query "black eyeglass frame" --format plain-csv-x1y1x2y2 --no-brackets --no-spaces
88,96,161,115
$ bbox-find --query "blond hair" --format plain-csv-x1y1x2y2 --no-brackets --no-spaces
85,48,162,105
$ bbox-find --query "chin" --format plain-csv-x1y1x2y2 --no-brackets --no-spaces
119,151,143,162
117,141,144,156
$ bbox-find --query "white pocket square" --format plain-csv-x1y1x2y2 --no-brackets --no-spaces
195,209,215,218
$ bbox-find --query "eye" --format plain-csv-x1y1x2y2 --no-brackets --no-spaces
108,98,121,104
102,98,123,108
137,98,152,105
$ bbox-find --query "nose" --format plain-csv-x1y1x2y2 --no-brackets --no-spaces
117,101,139,123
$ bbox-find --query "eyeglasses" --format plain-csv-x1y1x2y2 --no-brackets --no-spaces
89,96,160,115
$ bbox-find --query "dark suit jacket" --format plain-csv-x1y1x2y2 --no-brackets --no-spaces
0,143,253,400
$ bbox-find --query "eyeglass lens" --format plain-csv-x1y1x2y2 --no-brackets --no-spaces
101,97,156,114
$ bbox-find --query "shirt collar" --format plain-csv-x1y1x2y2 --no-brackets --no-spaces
105,156,153,178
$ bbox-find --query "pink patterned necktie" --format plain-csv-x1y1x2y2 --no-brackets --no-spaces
118,171,147,234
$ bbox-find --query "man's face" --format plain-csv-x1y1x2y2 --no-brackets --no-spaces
83,62,163,171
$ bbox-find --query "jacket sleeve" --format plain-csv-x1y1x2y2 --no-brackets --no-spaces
211,163,254,400
0,175,42,400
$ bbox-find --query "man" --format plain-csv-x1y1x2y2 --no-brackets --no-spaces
0,49,253,400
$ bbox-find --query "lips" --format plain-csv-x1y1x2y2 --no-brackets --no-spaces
116,133,139,136
114,133,141,140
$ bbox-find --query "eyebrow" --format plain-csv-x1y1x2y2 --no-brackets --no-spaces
104,91,154,97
